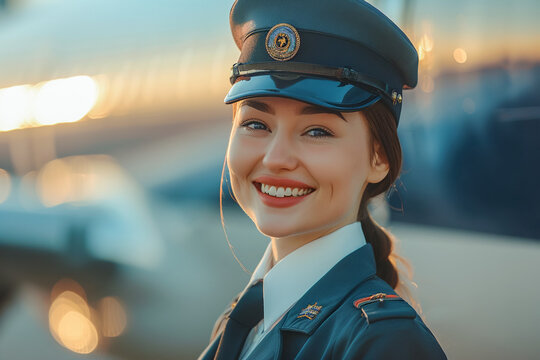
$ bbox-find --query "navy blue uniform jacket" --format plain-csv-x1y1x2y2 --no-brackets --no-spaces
199,244,447,359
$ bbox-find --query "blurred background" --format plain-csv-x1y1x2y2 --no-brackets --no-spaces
0,0,538,359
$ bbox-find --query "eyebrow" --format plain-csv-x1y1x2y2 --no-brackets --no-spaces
240,99,346,121
300,104,347,121
240,100,275,115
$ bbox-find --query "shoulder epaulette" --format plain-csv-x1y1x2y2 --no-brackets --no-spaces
353,293,416,324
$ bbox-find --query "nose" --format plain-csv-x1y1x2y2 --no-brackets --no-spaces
262,130,299,172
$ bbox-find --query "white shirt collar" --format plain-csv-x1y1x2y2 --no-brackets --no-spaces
247,222,366,332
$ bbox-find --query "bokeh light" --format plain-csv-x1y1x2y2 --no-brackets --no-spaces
420,33,434,52
453,48,468,64
417,32,434,63
56,311,99,354
49,280,99,354
34,75,98,125
0,84,34,131
0,76,99,132
418,46,426,61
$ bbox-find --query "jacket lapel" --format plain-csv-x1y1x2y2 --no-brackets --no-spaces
211,244,377,360
279,244,377,335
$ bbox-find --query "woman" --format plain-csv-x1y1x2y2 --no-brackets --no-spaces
199,0,447,359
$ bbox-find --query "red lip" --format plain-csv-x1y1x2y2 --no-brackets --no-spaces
252,176,314,189
252,176,316,208
253,184,313,208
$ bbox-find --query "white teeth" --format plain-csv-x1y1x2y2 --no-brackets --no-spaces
259,183,314,198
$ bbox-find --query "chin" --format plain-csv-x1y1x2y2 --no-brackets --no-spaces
253,216,320,239
254,220,304,239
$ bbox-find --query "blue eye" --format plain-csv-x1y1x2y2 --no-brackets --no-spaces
241,120,268,131
305,127,333,138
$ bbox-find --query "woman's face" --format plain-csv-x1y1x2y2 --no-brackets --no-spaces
227,96,389,241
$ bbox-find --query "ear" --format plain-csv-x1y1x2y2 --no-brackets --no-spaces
367,141,390,184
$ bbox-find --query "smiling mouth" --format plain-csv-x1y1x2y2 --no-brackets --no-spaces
253,182,316,198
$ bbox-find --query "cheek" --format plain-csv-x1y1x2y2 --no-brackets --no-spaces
226,133,258,198
307,139,371,199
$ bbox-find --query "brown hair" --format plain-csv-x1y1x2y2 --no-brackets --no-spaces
357,100,402,289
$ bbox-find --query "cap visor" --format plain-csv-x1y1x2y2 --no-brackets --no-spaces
224,74,380,111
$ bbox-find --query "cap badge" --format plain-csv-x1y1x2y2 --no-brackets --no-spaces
297,302,322,320
265,23,300,61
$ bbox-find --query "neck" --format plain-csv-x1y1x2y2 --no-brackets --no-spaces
270,221,356,263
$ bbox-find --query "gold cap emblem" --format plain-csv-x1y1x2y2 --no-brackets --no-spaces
265,23,300,61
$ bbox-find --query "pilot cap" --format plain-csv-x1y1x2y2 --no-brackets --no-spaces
224,0,418,125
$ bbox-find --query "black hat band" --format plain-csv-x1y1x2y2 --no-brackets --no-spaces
230,62,390,100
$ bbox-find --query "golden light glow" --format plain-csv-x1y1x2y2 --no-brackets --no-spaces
0,168,11,204
453,48,468,64
48,279,129,353
99,297,127,338
34,76,98,125
418,45,426,61
56,311,99,354
419,33,434,53
0,76,99,132
49,291,91,327
0,85,34,131
418,32,434,63
49,281,99,355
